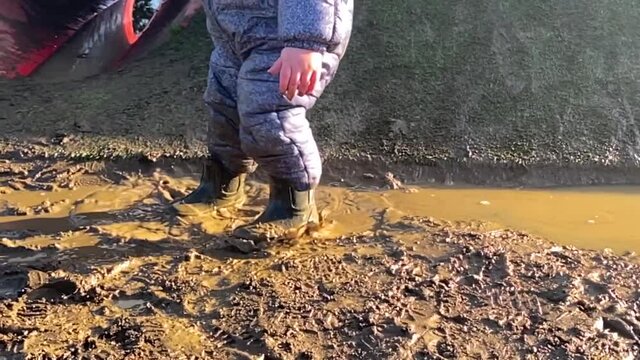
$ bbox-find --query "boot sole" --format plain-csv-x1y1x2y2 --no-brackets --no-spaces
171,194,247,217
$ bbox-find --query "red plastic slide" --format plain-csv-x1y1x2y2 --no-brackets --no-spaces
0,0,201,80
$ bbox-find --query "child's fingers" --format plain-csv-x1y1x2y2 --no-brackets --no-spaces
307,70,318,94
268,58,282,75
279,65,291,95
287,71,301,100
298,71,312,96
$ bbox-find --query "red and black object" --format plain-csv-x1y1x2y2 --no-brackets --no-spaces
0,0,199,80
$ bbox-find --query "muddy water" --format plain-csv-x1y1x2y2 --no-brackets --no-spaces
373,185,640,254
4,170,640,358
1,176,639,254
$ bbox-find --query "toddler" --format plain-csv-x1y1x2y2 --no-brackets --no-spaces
173,0,354,242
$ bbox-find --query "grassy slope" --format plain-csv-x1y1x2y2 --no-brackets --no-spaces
2,1,640,177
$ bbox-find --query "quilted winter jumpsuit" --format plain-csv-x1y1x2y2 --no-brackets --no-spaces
202,0,353,191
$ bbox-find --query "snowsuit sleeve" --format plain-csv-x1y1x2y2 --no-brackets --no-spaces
278,0,336,52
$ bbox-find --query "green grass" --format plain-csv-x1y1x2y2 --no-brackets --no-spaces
2,1,640,169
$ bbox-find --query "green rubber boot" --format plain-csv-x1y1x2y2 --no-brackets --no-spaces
171,159,247,216
232,179,319,242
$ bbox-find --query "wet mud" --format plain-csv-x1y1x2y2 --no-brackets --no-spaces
2,159,640,359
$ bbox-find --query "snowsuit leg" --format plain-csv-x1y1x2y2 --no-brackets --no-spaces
202,4,256,175
236,43,339,191
203,0,353,190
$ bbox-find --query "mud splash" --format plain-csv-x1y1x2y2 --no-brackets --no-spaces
2,160,640,358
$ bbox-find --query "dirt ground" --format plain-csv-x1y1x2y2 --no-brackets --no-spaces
2,158,640,360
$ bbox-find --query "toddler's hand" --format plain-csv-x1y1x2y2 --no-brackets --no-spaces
268,47,322,101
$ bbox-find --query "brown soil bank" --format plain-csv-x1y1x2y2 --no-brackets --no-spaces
3,1,640,186
2,160,640,359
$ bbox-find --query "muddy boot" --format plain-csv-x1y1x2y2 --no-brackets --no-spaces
232,179,319,242
171,159,247,216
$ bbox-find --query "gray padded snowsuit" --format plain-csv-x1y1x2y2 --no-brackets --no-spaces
201,0,353,191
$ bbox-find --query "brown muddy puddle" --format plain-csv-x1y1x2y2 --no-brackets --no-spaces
1,176,639,254
4,170,640,358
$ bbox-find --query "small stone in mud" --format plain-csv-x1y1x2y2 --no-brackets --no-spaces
549,246,564,253
82,336,98,351
142,198,158,205
389,247,407,259
185,250,203,262
224,237,263,253
436,340,457,357
169,227,184,237
7,180,26,191
158,188,174,202
602,317,640,341
0,203,33,216
141,152,162,163
99,317,144,352
51,133,73,145
322,313,340,330
363,173,375,179
384,172,404,190
31,200,61,215
479,200,491,206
